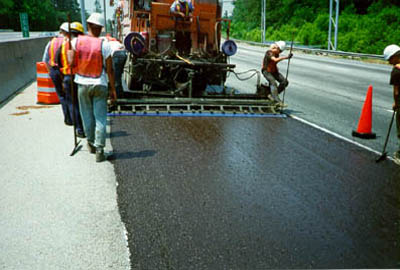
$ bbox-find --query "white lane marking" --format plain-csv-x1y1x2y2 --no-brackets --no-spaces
289,114,395,162
385,109,394,113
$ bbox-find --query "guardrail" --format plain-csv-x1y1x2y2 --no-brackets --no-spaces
231,38,385,60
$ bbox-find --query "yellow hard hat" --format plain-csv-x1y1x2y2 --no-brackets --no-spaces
71,22,84,33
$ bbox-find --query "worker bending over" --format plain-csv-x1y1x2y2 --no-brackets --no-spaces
262,41,293,105
42,22,72,125
57,22,85,138
384,44,400,164
102,34,127,98
170,0,194,18
67,13,117,162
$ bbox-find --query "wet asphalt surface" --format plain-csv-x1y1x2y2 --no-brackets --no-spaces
110,116,400,269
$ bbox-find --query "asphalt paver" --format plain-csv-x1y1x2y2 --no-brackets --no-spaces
110,116,400,269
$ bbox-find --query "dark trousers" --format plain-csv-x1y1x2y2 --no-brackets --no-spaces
112,50,127,98
49,67,71,124
63,75,84,134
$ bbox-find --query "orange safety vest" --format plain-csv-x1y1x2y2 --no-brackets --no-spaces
48,36,64,67
176,1,190,16
59,39,78,75
75,35,103,78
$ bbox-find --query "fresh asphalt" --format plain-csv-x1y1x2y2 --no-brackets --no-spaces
110,115,400,269
107,43,400,268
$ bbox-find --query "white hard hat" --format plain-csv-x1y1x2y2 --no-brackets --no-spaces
59,22,69,32
87,13,105,27
275,41,286,51
383,44,400,61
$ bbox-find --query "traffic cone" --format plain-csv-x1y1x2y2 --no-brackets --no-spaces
352,85,376,139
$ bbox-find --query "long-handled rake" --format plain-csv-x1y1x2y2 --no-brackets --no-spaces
376,109,396,163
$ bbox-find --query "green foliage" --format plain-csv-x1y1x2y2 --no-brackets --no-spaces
0,0,81,31
230,0,400,54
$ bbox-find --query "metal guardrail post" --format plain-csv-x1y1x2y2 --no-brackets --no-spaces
328,0,339,51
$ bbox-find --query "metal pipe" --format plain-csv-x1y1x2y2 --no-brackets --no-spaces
328,0,332,50
79,0,87,33
334,0,339,50
103,0,107,33
263,0,266,43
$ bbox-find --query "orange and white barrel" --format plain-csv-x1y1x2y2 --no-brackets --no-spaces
36,62,60,104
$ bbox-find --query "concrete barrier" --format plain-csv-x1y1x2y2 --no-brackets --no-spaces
0,37,51,104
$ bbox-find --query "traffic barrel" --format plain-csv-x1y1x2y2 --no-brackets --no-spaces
36,62,59,104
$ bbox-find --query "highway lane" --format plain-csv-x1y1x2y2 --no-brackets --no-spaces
227,42,397,158
110,116,400,269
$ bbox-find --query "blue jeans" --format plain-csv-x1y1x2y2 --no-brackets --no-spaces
63,75,84,134
77,84,108,149
112,50,127,98
49,67,71,123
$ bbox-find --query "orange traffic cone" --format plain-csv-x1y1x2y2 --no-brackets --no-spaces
352,85,376,139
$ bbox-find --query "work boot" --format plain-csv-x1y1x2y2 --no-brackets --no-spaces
96,148,106,163
87,142,96,154
393,151,400,166
76,130,86,138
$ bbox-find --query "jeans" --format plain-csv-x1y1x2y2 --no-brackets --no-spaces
77,84,108,149
63,75,84,134
112,50,127,98
262,70,289,97
49,67,71,123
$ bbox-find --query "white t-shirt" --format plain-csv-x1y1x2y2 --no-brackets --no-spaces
72,37,112,86
100,37,125,56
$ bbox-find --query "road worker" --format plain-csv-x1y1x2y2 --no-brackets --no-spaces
42,22,72,125
67,13,117,162
384,44,400,164
262,41,293,105
57,22,85,138
170,0,194,18
102,34,127,98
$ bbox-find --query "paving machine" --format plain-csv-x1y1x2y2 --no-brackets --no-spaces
111,0,279,115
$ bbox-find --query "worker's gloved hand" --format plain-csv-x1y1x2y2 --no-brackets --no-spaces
393,102,398,111
288,53,293,59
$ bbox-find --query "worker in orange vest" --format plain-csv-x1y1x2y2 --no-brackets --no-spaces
67,13,117,162
57,22,85,138
42,22,72,125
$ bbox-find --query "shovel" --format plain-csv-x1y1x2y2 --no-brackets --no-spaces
376,109,396,163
